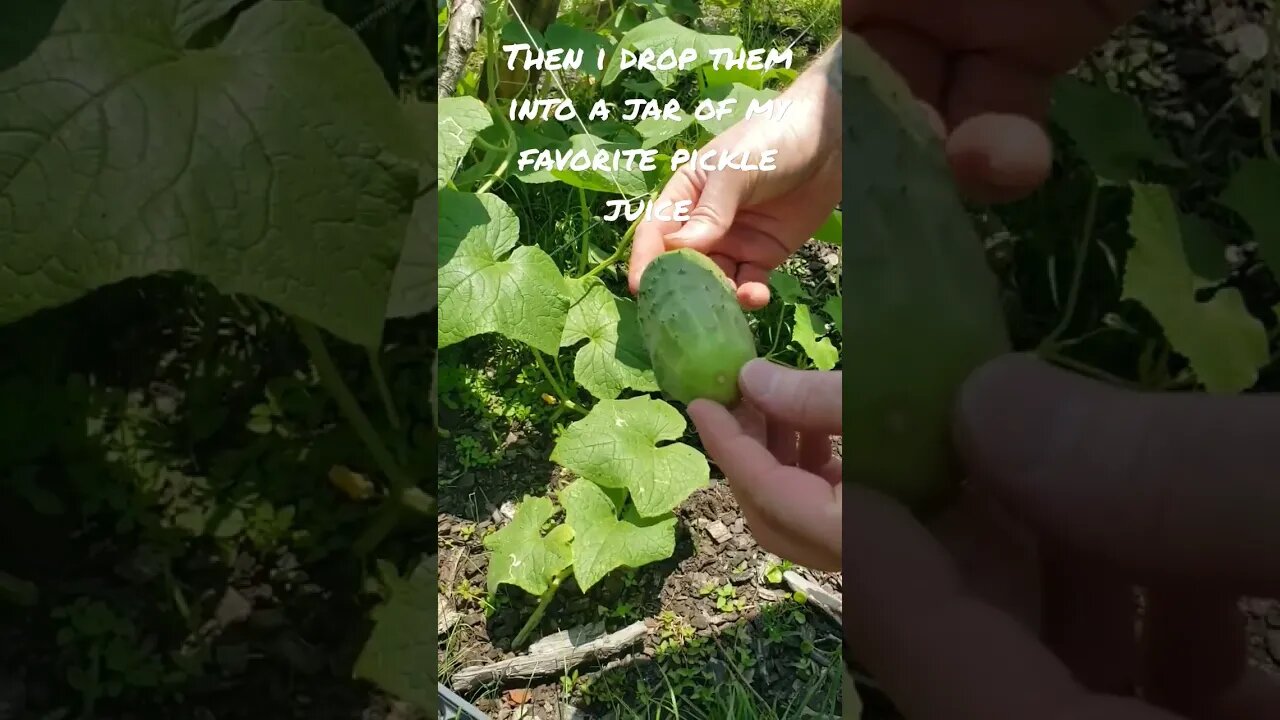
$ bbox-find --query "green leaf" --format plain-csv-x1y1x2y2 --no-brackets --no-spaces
0,0,421,347
635,112,695,149
822,296,842,330
1124,183,1267,393
544,23,613,81
438,96,493,186
813,210,842,247
633,0,702,19
482,496,573,596
501,17,545,47
791,305,839,370
1050,77,1181,182
549,134,650,197
561,277,658,400
387,187,437,319
512,123,568,184
390,106,436,294
559,479,676,592
551,397,708,517
697,83,780,137
171,0,248,46
438,190,569,354
1219,158,1280,271
602,18,742,87
701,63,765,90
402,98,440,188
353,556,437,713
768,271,805,304
1178,211,1229,280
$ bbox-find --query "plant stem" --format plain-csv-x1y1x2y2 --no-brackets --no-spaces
1039,349,1147,391
578,187,592,275
366,347,401,432
513,566,571,648
293,319,435,553
551,352,572,393
1040,176,1100,351
767,305,788,358
475,114,517,195
579,207,648,280
533,350,587,416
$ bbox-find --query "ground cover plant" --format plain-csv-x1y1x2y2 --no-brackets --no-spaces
0,0,442,718
435,0,844,717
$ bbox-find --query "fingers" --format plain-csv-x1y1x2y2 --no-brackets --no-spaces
1139,588,1247,716
798,431,833,478
739,360,842,434
1203,667,1280,720
665,168,749,249
1039,545,1139,695
629,171,696,295
943,53,1054,203
947,114,1054,204
688,398,841,571
841,480,1184,720
733,263,772,311
855,23,947,109
956,353,1280,597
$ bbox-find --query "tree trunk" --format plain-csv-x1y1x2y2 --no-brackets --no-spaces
438,0,485,98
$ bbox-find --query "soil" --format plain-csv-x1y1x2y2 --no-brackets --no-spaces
438,459,845,719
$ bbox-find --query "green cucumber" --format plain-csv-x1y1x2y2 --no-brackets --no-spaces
637,248,758,406
842,32,1012,509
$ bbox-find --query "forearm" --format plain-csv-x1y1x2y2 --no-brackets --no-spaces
782,37,842,189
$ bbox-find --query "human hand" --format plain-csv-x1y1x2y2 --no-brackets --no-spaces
843,353,1280,719
844,0,1150,202
627,43,841,311
687,359,842,572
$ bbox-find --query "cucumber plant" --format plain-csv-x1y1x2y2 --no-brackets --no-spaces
0,0,439,712
437,1,843,651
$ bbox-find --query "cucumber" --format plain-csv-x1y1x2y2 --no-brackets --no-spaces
842,32,1011,510
637,248,758,406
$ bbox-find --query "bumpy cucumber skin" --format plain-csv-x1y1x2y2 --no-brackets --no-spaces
637,248,758,406
842,32,1012,511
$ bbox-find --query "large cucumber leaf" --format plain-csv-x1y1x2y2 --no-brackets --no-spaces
1125,183,1267,393
0,0,421,346
437,189,569,354
387,99,438,320
437,96,492,187
560,277,658,401
551,397,707,518
482,496,574,596
1219,158,1280,273
559,478,675,592
353,556,437,715
1051,76,1181,182
602,17,742,87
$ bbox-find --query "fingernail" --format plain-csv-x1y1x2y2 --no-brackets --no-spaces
739,359,779,401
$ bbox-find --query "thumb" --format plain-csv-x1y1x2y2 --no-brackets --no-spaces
664,168,751,249
739,359,842,435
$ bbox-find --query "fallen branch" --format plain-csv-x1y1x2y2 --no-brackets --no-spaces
451,620,647,692
784,570,842,626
